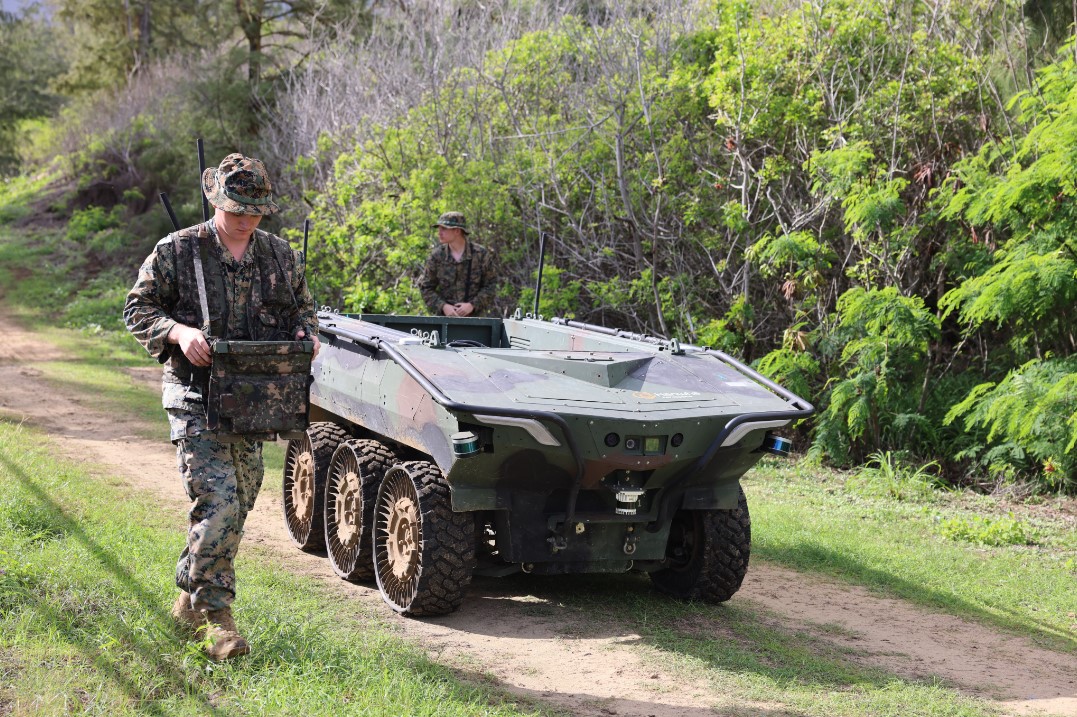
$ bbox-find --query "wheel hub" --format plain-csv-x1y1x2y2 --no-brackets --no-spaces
385,496,419,581
335,471,362,545
290,451,315,521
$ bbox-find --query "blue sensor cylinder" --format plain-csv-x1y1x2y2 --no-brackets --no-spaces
761,434,792,457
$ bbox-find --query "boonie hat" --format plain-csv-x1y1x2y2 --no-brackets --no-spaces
201,153,280,216
432,211,468,234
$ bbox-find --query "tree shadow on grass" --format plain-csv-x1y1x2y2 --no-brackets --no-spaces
757,541,1077,652
0,448,227,716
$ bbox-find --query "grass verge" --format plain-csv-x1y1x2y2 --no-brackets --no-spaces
0,419,550,717
748,459,1077,651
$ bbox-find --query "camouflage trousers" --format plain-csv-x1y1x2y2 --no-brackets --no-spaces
167,408,264,612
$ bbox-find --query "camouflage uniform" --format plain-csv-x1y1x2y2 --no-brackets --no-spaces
169,410,263,609
124,155,315,613
420,212,500,315
420,242,500,315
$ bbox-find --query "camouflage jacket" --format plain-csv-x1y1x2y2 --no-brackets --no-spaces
419,241,500,315
124,220,317,411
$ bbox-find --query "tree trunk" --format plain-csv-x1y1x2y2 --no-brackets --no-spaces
236,0,265,136
138,2,151,61
237,0,264,88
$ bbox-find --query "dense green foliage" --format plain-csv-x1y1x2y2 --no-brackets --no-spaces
938,48,1077,492
302,0,1073,491
0,9,65,175
302,1,1077,493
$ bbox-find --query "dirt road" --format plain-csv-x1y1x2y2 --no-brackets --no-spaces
1,313,1074,717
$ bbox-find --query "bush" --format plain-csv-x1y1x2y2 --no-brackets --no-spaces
937,514,1036,547
945,357,1077,493
845,450,943,502
809,288,940,466
63,272,128,332
66,205,122,242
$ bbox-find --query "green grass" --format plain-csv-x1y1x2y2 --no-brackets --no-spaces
0,420,550,716
0,226,77,309
0,170,59,224
748,458,1077,651
0,212,158,337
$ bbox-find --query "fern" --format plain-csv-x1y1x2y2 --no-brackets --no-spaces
810,287,940,464
945,357,1077,491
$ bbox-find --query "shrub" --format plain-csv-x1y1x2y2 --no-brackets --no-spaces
66,205,122,242
810,287,940,465
937,514,1036,547
945,357,1077,493
63,272,128,332
845,450,943,502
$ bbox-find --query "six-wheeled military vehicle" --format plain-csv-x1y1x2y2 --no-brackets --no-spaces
281,310,813,616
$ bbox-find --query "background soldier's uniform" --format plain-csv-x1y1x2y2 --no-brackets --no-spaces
420,241,500,315
124,218,316,612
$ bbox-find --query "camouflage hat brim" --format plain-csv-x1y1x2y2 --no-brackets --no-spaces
432,222,469,234
202,167,280,216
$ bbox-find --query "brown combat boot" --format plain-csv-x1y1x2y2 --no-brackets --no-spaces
170,591,203,633
202,608,250,661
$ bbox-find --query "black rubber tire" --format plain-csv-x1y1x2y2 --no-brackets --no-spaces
373,461,476,616
282,422,349,552
650,487,751,603
324,439,396,582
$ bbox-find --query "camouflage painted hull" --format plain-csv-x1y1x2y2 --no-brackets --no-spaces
308,311,812,574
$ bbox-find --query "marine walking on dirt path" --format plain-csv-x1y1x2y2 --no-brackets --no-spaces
123,153,319,661
420,211,501,317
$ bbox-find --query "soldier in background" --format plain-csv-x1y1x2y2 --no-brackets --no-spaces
124,153,319,661
420,211,500,316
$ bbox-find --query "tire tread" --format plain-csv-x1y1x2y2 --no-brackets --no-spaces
650,488,751,603
375,460,476,616
283,421,349,551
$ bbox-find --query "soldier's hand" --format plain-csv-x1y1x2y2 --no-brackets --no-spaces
454,302,475,317
169,325,212,367
296,330,321,359
441,303,458,317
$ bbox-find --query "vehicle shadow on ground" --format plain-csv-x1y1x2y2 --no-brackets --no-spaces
449,573,947,696
450,672,809,717
0,448,227,716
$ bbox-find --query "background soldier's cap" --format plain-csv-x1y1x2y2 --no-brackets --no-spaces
201,153,280,216
432,211,469,234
